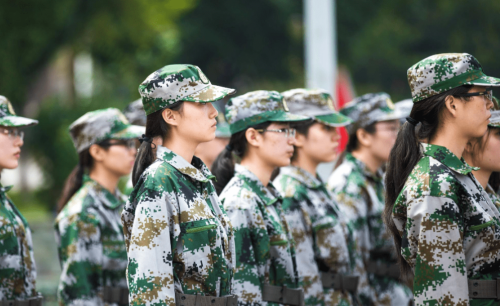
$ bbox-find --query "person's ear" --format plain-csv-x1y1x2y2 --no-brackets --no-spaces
245,128,262,148
356,128,372,147
89,144,105,162
444,95,460,118
294,132,307,148
162,108,179,126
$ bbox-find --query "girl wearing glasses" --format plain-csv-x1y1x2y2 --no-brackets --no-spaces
0,96,42,303
55,108,143,305
212,90,309,306
273,89,359,306
463,109,500,211
328,93,412,306
384,53,500,305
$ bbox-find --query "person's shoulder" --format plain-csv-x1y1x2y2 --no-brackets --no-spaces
220,176,260,210
329,161,366,193
55,183,98,225
273,173,303,198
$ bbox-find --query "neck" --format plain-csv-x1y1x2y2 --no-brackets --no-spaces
89,167,120,194
351,149,383,174
472,168,492,189
163,134,197,164
240,155,275,187
291,151,319,177
430,126,468,159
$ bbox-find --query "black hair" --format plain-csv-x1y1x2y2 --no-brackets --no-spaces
212,121,271,195
289,119,315,162
333,122,377,171
132,102,184,186
384,85,472,285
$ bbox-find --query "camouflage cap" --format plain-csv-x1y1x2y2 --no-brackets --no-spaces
341,92,405,134
123,99,146,126
0,96,38,127
69,108,145,153
139,64,236,115
489,110,500,128
226,90,309,134
408,53,500,103
395,99,413,118
281,88,352,127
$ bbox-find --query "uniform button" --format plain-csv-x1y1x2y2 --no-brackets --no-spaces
211,299,216,303
181,296,186,300
474,282,479,287
473,292,478,296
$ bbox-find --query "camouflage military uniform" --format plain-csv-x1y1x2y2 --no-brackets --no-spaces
328,153,412,305
485,185,500,211
220,164,299,306
55,176,128,305
274,166,355,306
122,146,235,306
392,143,500,305
0,96,39,301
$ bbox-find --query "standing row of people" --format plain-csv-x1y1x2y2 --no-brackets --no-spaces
0,53,499,306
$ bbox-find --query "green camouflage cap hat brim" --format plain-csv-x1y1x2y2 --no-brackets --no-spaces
0,96,38,127
408,53,500,103
226,90,309,134
69,108,145,153
139,64,236,115
395,99,413,118
488,110,500,128
281,88,352,127
341,92,404,134
123,98,146,126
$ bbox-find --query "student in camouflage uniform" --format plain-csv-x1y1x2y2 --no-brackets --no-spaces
463,109,500,210
384,53,500,306
55,108,144,305
212,90,309,306
194,104,231,170
273,88,359,306
121,64,237,306
0,96,41,304
328,93,412,306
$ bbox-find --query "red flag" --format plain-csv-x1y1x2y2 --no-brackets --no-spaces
335,67,355,153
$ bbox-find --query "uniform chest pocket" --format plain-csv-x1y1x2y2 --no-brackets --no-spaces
0,225,20,257
180,219,218,254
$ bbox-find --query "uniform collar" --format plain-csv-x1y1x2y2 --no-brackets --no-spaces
420,143,478,175
235,164,282,206
82,175,123,209
156,145,215,183
0,184,12,194
345,152,383,182
279,166,323,189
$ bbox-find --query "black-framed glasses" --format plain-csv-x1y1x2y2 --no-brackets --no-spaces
99,139,136,149
254,128,296,138
0,128,24,141
455,89,493,101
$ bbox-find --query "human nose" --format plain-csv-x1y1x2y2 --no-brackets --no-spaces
486,97,494,110
208,103,218,119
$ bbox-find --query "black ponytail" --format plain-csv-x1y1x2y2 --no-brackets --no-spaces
384,85,472,285
333,123,376,171
212,122,271,195
57,149,93,213
132,101,183,186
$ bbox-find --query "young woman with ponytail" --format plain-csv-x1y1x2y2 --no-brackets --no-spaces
384,53,500,306
211,90,309,306
0,96,41,303
121,65,238,306
463,109,500,211
55,108,143,305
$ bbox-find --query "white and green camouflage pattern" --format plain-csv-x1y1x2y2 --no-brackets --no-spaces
214,104,231,138
139,64,236,115
226,90,309,134
328,153,413,306
488,110,500,128
220,164,299,306
392,143,500,305
407,53,500,103
54,176,128,305
0,185,37,300
274,166,356,306
281,88,352,127
0,96,38,127
69,108,144,153
485,185,500,212
123,99,146,126
340,93,405,134
121,145,235,306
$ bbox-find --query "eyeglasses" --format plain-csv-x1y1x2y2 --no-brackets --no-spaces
99,139,137,149
376,126,400,134
0,128,24,141
255,128,296,138
455,89,493,101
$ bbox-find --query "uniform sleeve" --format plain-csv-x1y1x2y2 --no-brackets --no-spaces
223,197,269,306
122,190,175,306
405,196,468,306
55,212,103,305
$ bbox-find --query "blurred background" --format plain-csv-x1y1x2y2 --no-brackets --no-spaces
1,0,500,303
